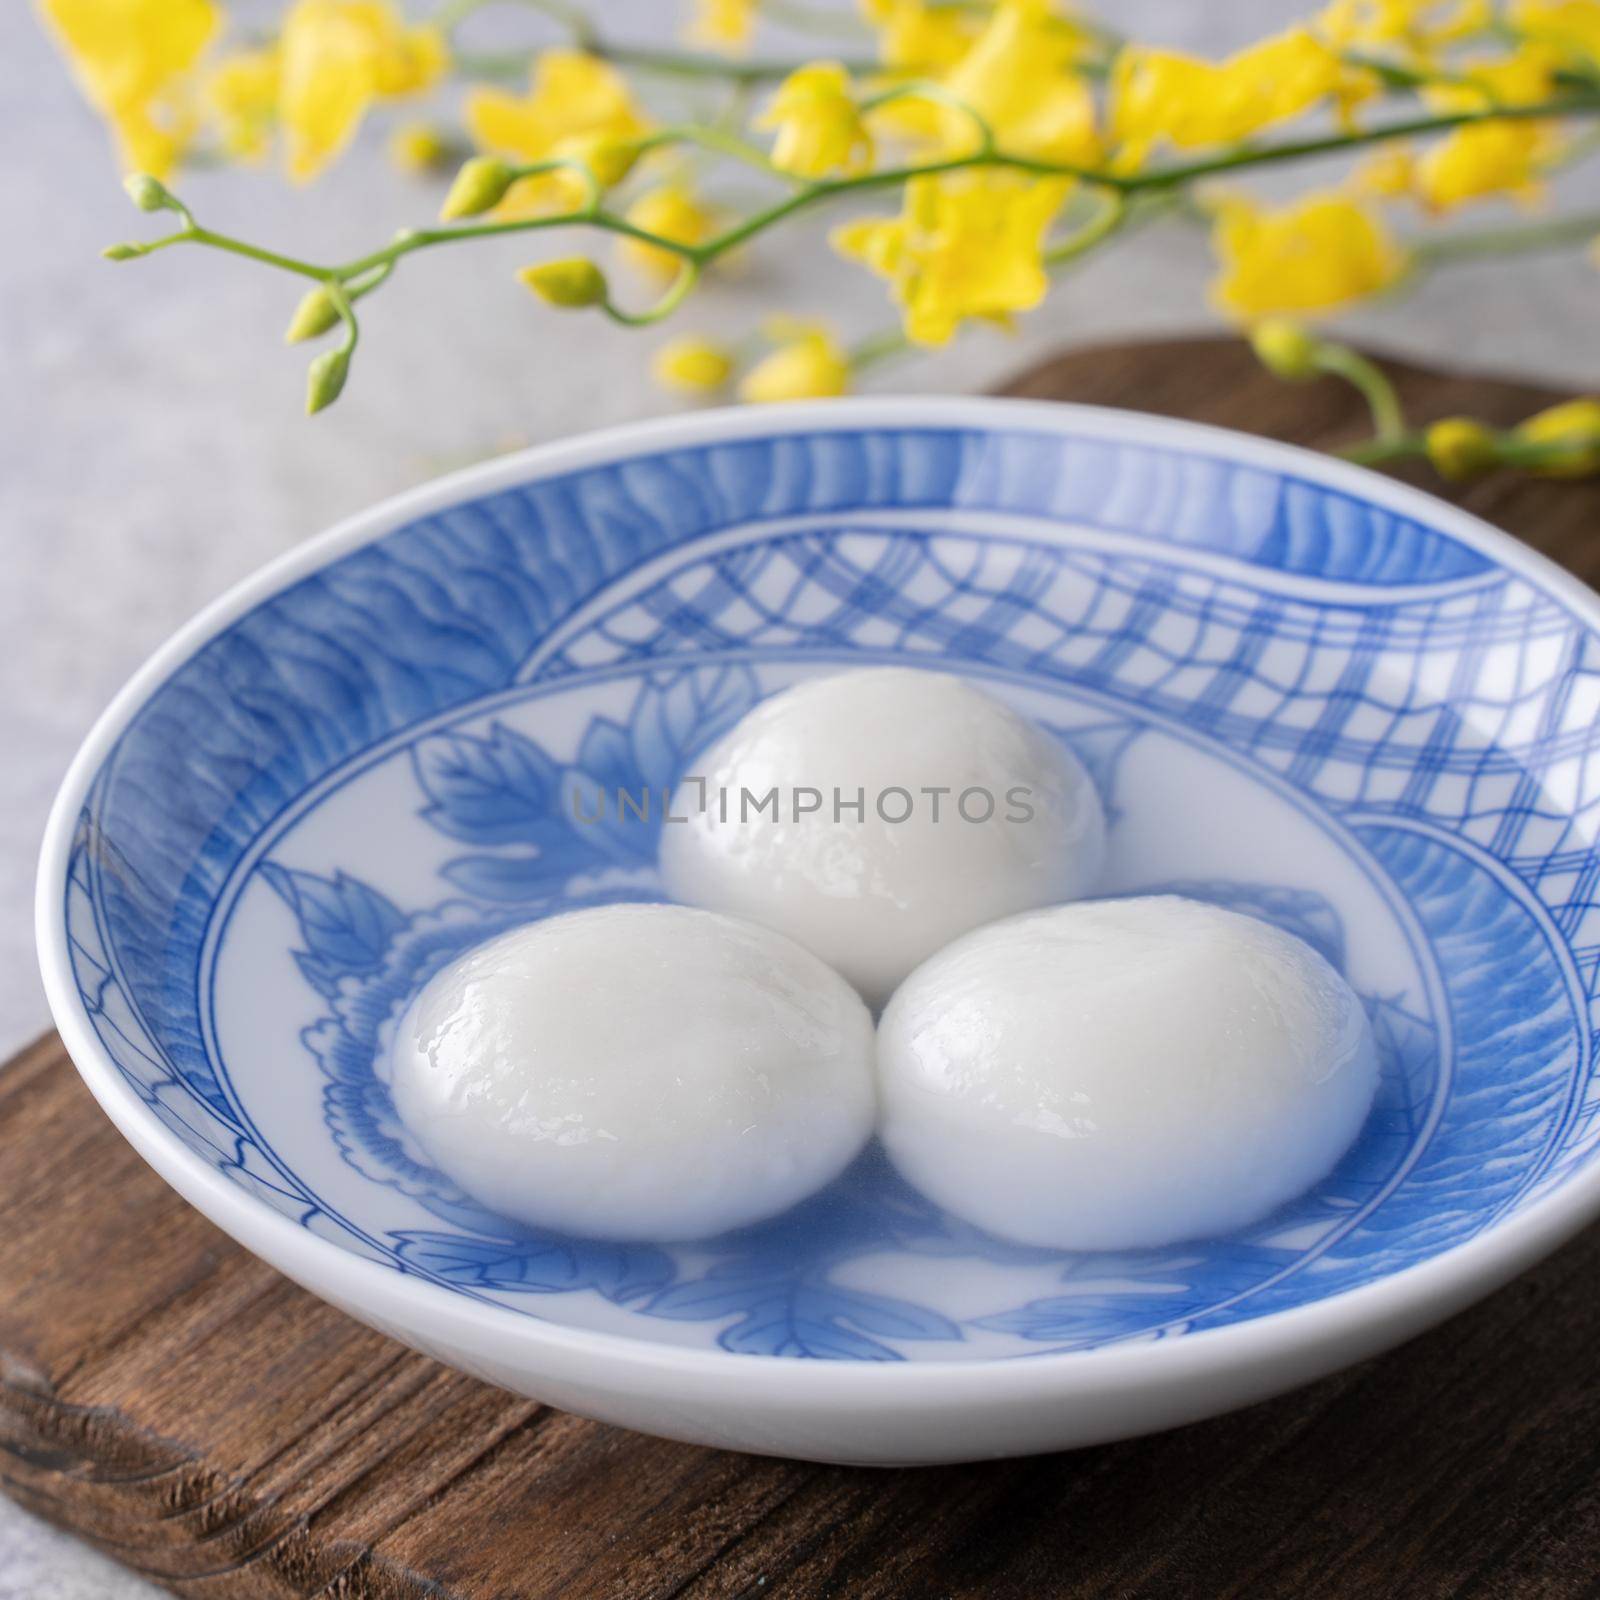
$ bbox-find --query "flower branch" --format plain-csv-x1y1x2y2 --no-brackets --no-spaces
58,0,1600,466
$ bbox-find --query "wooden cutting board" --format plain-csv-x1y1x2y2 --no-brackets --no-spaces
8,338,1600,1600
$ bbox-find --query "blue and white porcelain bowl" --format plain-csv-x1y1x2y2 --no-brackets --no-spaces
38,398,1600,1465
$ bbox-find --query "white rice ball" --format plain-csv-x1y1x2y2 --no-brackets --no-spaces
877,896,1379,1251
659,668,1106,1006
389,904,877,1241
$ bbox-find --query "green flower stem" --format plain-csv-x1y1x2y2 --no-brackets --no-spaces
594,41,881,86
1341,431,1588,473
1339,431,1426,467
635,123,783,179
1112,94,1600,191
862,80,999,156
1316,345,1406,443
325,278,359,354
758,0,873,39
1336,51,1478,91
847,326,910,374
146,93,1600,294
601,261,702,327
335,207,699,281
436,0,878,84
1412,208,1600,266
180,225,330,280
1044,191,1128,266
344,260,395,306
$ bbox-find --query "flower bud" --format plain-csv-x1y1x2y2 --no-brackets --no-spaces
652,336,734,394
554,132,643,189
1425,417,1499,481
738,323,850,403
1250,319,1322,382
439,156,514,221
305,348,351,415
285,285,341,343
101,241,149,261
1513,398,1600,478
518,258,608,308
389,121,453,176
123,173,176,213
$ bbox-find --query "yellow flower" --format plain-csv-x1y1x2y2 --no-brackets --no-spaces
1414,48,1564,211
380,22,446,96
205,48,280,163
653,336,735,393
1511,0,1600,67
740,321,852,401
1416,121,1553,209
555,130,645,188
833,171,1067,346
39,0,219,176
279,0,448,183
1348,144,1418,198
1210,192,1411,319
1316,0,1492,52
388,119,451,174
620,183,717,280
686,0,756,53
861,0,980,73
936,0,1099,163
465,50,651,215
1111,29,1372,167
859,0,984,143
1514,397,1600,476
758,63,873,178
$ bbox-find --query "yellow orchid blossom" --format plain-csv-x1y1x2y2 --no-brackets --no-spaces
465,50,652,216
759,63,873,178
1511,0,1600,68
39,0,218,176
935,0,1099,163
620,182,718,280
279,0,447,183
205,47,280,163
1112,29,1373,168
1348,143,1418,197
686,0,756,53
1316,0,1492,52
834,171,1068,345
861,0,980,73
859,0,985,143
740,320,852,401
1210,191,1411,318
1414,46,1567,210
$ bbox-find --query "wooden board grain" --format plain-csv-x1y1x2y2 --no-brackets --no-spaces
7,337,1600,1599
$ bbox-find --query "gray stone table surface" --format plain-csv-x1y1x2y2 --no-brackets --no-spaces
4,0,1599,1592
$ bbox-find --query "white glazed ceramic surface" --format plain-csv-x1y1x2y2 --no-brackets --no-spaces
38,398,1600,1464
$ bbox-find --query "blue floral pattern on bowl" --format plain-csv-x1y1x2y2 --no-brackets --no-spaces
60,419,1600,1361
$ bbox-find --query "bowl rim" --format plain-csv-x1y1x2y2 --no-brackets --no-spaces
36,392,1600,1394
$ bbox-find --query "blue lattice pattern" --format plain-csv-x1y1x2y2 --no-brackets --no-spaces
541,528,1600,959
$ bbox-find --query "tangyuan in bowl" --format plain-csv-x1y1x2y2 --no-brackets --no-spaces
39,398,1600,1465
